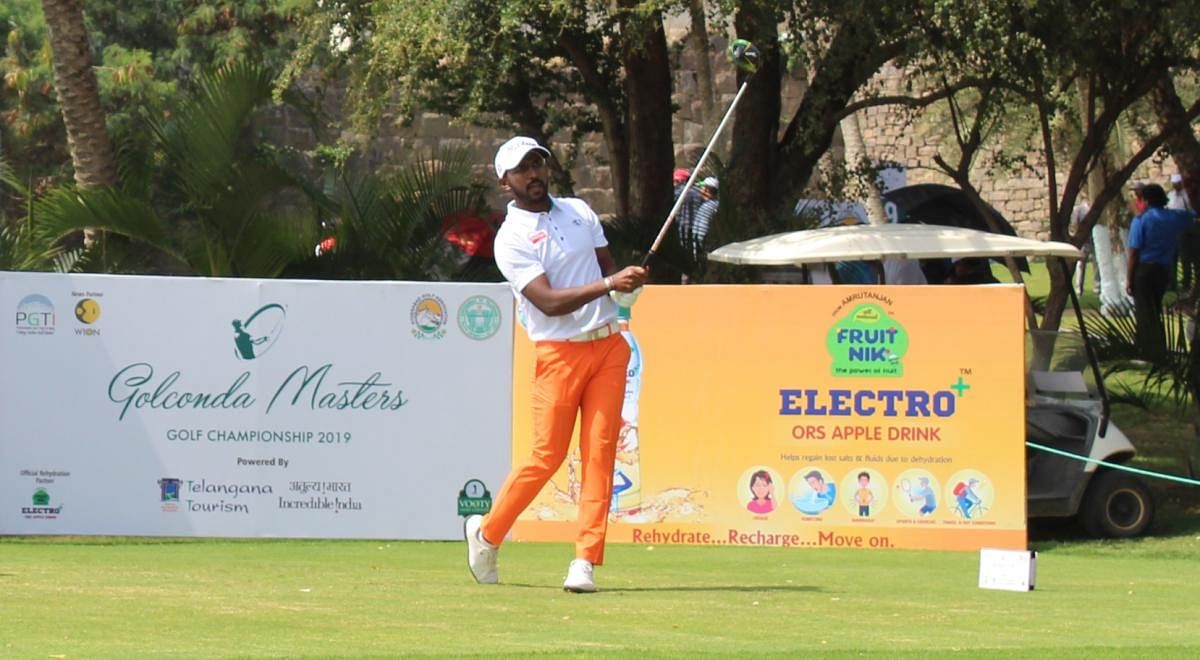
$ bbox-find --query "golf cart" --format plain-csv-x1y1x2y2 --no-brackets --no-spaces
709,222,1154,538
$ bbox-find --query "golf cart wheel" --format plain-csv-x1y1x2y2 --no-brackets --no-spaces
1080,470,1153,538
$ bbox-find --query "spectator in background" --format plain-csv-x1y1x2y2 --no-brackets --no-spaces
943,257,999,285
690,176,720,257
1168,173,1193,211
1126,182,1197,358
1070,199,1100,295
1168,173,1200,297
673,168,702,254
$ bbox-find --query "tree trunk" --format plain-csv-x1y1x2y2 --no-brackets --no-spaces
768,23,901,226
618,5,674,228
1152,74,1200,208
1076,77,1132,315
557,30,630,220
728,3,781,230
839,111,887,225
686,0,716,134
42,0,116,189
42,0,118,247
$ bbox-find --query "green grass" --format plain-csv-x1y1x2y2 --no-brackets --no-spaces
2,534,1199,657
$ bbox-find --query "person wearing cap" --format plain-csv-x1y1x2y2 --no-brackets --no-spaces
1168,173,1193,211
687,176,720,258
1126,182,1197,358
463,136,647,593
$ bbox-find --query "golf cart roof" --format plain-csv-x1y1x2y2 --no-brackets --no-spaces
708,222,1081,266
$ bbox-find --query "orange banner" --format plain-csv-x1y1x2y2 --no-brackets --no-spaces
511,284,1027,551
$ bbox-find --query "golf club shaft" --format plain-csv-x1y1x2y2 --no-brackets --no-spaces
642,79,752,267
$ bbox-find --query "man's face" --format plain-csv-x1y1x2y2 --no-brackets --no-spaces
502,151,549,207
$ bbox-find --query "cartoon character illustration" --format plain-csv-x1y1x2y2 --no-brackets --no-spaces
746,470,775,514
954,478,983,518
853,471,876,517
793,470,837,515
909,476,937,515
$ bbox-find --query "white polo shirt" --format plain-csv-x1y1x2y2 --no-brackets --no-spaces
493,196,618,341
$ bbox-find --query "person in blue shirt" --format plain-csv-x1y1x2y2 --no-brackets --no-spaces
1126,182,1197,358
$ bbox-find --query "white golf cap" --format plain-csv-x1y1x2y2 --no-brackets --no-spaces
702,176,719,189
1171,173,1183,184
494,137,551,178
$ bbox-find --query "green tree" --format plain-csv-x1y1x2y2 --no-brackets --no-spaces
1,0,71,197
3,0,303,196
912,1,1200,332
32,62,319,277
282,0,675,233
0,155,74,271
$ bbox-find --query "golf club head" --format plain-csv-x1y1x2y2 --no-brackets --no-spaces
726,39,760,74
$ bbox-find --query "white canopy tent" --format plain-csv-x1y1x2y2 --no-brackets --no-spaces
708,222,1081,268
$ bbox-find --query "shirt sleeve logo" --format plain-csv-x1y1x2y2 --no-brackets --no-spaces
529,230,549,244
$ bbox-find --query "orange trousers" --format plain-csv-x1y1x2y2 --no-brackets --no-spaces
481,332,630,565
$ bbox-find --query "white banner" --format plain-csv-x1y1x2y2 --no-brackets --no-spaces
1,272,513,539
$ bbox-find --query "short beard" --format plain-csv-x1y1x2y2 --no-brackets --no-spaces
511,180,549,209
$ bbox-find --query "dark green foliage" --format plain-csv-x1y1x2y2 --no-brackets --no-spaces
1088,308,1198,410
32,62,319,277
285,148,503,282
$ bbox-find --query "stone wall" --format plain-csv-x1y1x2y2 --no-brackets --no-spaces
300,32,1183,238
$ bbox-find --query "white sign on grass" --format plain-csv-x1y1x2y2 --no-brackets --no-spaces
978,547,1037,591
1,272,513,539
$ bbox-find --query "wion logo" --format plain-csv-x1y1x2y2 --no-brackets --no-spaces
826,303,909,377
74,297,102,336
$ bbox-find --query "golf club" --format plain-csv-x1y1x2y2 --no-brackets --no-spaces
642,39,761,267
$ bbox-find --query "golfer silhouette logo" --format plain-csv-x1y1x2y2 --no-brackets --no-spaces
231,304,286,360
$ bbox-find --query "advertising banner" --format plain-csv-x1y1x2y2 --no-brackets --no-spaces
511,285,1028,551
1,272,513,539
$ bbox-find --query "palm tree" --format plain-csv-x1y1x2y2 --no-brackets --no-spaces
291,148,503,282
33,62,319,277
0,155,76,271
40,0,118,247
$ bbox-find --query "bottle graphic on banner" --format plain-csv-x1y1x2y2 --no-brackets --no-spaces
612,305,642,516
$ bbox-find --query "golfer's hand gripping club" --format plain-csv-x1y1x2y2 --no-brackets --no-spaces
607,265,648,294
641,39,760,268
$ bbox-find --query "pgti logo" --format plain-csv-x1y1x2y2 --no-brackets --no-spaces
230,304,286,360
826,303,909,377
15,293,55,335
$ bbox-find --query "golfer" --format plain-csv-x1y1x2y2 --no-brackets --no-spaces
464,136,647,593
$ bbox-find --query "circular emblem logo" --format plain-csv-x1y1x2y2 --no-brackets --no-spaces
75,298,102,324
411,294,448,340
457,295,501,340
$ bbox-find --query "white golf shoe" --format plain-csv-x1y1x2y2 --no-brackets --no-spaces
464,515,498,584
562,559,596,593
